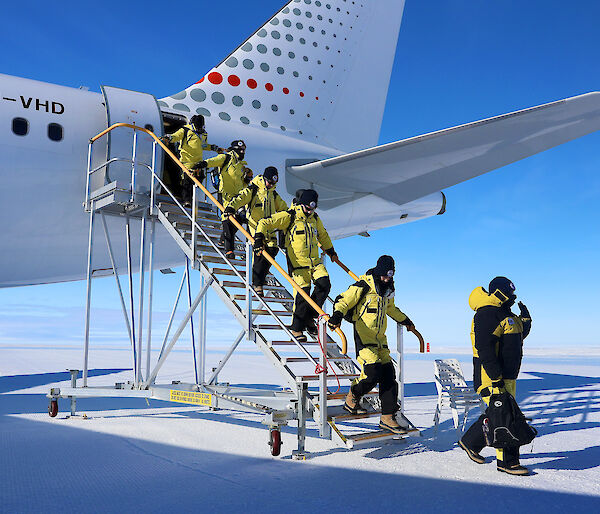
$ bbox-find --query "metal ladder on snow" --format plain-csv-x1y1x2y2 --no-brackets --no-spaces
78,123,423,455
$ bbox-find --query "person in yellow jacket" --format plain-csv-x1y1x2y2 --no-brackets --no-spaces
459,276,532,476
327,255,416,434
196,140,252,258
224,166,288,295
254,189,336,341
161,115,222,206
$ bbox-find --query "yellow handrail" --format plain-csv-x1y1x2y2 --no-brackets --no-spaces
329,256,427,353
91,123,348,354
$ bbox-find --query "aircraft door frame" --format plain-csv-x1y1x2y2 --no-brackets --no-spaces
94,85,164,195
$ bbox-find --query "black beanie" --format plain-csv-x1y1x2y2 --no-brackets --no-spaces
299,189,318,207
373,255,395,277
263,166,278,183
190,114,205,130
489,276,516,300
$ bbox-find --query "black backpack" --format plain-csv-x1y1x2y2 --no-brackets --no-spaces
483,392,537,448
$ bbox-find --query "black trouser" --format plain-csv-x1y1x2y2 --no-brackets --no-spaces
252,246,278,286
290,276,331,332
462,412,520,465
181,173,194,205
221,214,242,253
352,360,398,415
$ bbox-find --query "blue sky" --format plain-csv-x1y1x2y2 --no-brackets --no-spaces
0,0,599,353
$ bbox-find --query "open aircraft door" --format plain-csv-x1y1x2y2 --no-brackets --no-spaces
93,85,164,195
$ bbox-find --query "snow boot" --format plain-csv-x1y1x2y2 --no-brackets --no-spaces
497,462,530,476
379,414,406,434
458,439,485,464
305,319,318,336
225,251,235,260
343,391,367,415
254,285,264,297
290,330,307,343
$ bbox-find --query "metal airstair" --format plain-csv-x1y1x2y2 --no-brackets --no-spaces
47,120,426,458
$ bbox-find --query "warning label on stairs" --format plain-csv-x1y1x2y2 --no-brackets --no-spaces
169,390,212,406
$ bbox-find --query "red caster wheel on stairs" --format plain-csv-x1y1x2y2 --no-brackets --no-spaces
268,428,282,456
48,399,59,418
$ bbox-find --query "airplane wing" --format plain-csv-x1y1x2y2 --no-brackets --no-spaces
288,92,600,207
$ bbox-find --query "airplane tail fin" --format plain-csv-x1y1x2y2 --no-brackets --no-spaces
159,0,405,152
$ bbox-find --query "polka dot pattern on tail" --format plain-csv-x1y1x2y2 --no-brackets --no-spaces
163,0,368,139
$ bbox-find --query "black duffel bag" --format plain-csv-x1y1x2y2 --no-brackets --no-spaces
483,392,537,448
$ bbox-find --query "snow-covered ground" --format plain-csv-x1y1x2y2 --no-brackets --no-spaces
1,345,599,512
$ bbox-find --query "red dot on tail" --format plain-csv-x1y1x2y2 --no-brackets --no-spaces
228,75,240,86
315,96,319,100
195,77,205,84
283,87,289,94
265,83,274,92
299,92,305,97
208,72,223,84
247,79,257,89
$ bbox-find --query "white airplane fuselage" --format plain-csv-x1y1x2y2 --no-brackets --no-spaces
0,73,443,287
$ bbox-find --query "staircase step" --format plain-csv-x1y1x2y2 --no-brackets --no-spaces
344,428,419,446
171,215,222,229
196,244,245,258
281,357,311,363
222,281,286,291
159,201,219,220
211,268,238,276
157,196,215,212
256,324,286,330
183,227,222,238
299,373,359,382
327,391,379,400
331,411,381,421
251,309,293,316
270,340,320,346
234,295,292,303
203,256,246,267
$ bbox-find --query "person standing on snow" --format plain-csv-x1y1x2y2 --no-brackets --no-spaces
459,276,532,475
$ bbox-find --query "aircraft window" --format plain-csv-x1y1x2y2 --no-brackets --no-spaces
145,124,154,132
48,123,63,141
12,117,29,136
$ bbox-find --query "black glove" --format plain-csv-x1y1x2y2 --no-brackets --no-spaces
327,311,343,330
223,206,235,217
159,135,170,143
324,247,338,260
253,233,265,255
192,161,208,170
518,301,530,318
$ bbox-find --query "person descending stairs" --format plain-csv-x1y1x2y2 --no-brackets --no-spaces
254,189,337,342
223,166,288,296
328,256,419,434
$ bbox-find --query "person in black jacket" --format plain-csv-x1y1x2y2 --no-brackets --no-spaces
459,276,532,475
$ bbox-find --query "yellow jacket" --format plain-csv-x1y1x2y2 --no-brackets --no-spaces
469,286,532,391
333,272,410,350
225,176,288,241
169,124,217,168
204,151,250,203
256,205,333,269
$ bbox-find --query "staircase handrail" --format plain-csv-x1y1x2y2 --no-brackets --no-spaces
90,123,348,354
